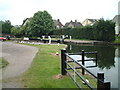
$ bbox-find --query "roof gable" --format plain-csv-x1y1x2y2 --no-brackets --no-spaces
54,19,64,28
82,18,99,26
113,15,120,24
65,20,82,27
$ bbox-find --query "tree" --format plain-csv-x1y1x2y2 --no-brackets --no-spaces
93,19,115,41
2,20,13,34
11,26,21,37
20,21,31,37
0,21,4,35
29,10,54,37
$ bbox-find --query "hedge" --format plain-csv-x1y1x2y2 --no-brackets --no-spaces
53,19,115,42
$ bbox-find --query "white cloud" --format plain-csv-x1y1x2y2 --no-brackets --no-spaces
0,0,119,25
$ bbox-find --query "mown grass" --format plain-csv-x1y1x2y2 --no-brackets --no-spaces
0,57,9,68
114,36,120,43
22,44,96,88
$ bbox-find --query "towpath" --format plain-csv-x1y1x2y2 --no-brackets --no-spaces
0,42,38,88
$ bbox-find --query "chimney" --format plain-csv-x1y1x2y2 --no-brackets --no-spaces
57,19,60,22
75,20,77,22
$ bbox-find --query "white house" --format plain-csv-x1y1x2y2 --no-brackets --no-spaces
113,2,120,35
113,15,120,35
82,18,99,26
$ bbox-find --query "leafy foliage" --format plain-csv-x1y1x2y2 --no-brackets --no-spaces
93,19,115,41
115,36,120,43
29,10,54,37
11,26,21,37
10,11,54,38
20,21,31,37
2,20,13,34
54,19,115,42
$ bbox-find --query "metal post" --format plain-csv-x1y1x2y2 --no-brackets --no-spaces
97,72,104,90
82,50,85,75
61,49,67,75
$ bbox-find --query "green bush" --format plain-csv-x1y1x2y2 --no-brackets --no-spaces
53,19,115,42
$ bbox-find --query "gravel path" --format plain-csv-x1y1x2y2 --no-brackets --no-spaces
0,41,38,88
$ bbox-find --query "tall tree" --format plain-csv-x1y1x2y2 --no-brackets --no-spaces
0,21,4,35
30,10,54,37
2,20,13,34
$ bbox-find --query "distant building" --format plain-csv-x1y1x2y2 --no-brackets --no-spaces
65,20,83,28
54,19,64,29
82,18,99,26
14,25,21,28
118,1,120,15
22,18,30,26
113,15,120,35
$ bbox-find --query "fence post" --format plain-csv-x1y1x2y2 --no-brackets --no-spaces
81,50,85,75
97,72,104,90
61,49,67,75
95,51,98,67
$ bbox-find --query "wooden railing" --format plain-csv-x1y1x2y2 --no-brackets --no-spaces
61,49,111,90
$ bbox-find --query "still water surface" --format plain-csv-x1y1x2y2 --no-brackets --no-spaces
66,43,120,89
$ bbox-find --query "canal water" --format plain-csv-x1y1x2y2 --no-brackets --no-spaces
66,43,120,89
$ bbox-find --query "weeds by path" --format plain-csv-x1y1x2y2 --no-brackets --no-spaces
0,57,9,68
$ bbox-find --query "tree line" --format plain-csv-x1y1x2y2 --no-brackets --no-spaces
1,10,54,38
1,10,115,42
0,20,13,35
54,19,115,42
11,10,55,38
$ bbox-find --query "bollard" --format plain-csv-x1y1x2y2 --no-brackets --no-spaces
103,81,111,90
61,49,67,75
97,72,104,90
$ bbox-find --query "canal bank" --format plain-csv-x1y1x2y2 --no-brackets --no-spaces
64,39,120,45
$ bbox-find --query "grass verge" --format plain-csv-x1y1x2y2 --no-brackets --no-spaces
115,36,120,43
22,44,96,88
0,57,9,68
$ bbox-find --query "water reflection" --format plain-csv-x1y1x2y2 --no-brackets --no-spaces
66,44,116,70
97,46,115,70
116,47,120,89
66,43,120,89
115,47,120,57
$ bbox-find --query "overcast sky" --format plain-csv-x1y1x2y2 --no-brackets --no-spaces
0,0,119,25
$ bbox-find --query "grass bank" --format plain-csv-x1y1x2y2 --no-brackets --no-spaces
22,44,96,88
0,57,9,68
115,36,120,43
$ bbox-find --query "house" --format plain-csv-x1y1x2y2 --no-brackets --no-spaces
113,15,120,35
82,18,99,26
54,19,64,29
65,20,83,28
22,18,30,26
